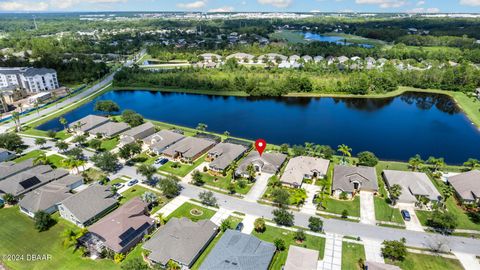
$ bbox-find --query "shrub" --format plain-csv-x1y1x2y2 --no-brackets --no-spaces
274,238,286,251
254,218,266,232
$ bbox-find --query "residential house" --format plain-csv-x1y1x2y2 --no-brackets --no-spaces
226,53,254,63
162,136,216,163
143,217,218,268
313,56,324,63
448,170,480,205
258,53,287,63
69,115,110,134
81,197,155,255
199,53,222,63
58,184,118,227
199,229,275,270
289,55,300,63
284,246,319,270
89,121,130,138
302,55,313,62
332,165,378,199
382,170,442,205
0,164,69,198
19,174,83,217
0,148,16,162
236,151,287,178
207,143,248,173
280,156,330,188
0,159,35,180
143,129,185,154
119,122,156,146
337,56,349,63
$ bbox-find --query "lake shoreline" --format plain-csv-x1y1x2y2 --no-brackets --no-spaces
112,86,480,129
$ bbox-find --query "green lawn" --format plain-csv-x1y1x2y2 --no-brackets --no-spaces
14,150,44,162
387,252,463,270
20,128,71,140
166,202,216,222
159,155,207,177
374,197,404,224
100,137,119,151
252,225,325,270
416,196,480,231
342,242,365,270
47,154,66,169
108,178,126,186
201,173,253,195
322,196,360,217
0,207,123,270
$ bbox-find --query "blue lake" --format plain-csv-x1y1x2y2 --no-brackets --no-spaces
38,90,480,164
303,32,374,48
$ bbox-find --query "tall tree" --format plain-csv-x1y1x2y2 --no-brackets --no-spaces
389,184,402,205
137,164,157,182
94,100,120,116
337,144,352,164
408,154,424,171
91,152,119,173
59,117,68,131
34,137,47,149
12,111,21,132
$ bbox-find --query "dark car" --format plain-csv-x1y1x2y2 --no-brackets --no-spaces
235,222,244,231
401,210,411,221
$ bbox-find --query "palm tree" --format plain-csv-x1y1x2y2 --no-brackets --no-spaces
408,154,424,171
61,228,79,248
141,191,158,206
12,111,21,132
337,144,352,164
63,158,81,174
196,123,208,131
34,153,49,165
304,142,314,156
246,164,256,181
2,193,16,205
389,184,402,205
167,260,180,270
137,164,157,182
230,161,238,181
427,156,445,172
59,117,68,132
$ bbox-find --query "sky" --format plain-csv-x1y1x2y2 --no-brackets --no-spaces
0,0,479,13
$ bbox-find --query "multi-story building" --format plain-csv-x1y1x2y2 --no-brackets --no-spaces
0,67,59,93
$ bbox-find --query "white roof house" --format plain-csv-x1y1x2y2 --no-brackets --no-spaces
382,170,442,204
280,156,330,187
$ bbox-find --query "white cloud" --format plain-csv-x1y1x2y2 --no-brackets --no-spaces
407,7,440,13
310,9,321,12
416,0,425,5
257,0,292,8
355,0,406,8
208,6,234,12
460,0,480,6
0,1,49,11
177,0,207,9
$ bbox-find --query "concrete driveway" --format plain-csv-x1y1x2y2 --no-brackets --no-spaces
360,191,376,225
302,184,320,215
397,203,424,232
244,173,273,202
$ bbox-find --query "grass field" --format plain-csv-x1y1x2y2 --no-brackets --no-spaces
20,128,71,140
0,206,147,270
374,197,404,224
341,242,365,270
387,252,463,270
201,172,253,195
322,196,360,217
100,137,119,151
252,225,325,270
13,150,65,169
165,202,216,222
159,155,207,177
119,186,168,214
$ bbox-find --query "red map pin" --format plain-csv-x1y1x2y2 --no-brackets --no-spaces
255,139,267,156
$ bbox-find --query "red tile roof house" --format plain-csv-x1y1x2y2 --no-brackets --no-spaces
80,197,155,256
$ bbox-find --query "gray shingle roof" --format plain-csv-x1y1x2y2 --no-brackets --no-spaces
23,67,56,77
162,137,216,159
284,246,319,270
199,229,275,270
89,121,130,137
332,165,378,193
120,122,155,144
88,197,155,253
383,170,442,203
236,152,287,176
19,174,82,214
60,184,117,224
143,217,218,266
208,143,247,171
0,159,35,180
448,170,480,201
143,130,185,153
280,156,330,186
69,115,110,132
0,165,69,196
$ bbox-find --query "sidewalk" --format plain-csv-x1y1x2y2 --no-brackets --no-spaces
152,195,189,219
363,237,384,263
241,214,257,234
318,233,343,270
244,173,272,202
452,251,480,270
302,184,320,215
210,208,232,226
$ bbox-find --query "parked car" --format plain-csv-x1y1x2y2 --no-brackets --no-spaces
112,183,124,189
155,158,169,165
127,179,139,186
401,210,411,221
235,222,244,231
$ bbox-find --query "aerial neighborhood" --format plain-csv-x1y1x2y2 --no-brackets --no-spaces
1,9,480,270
